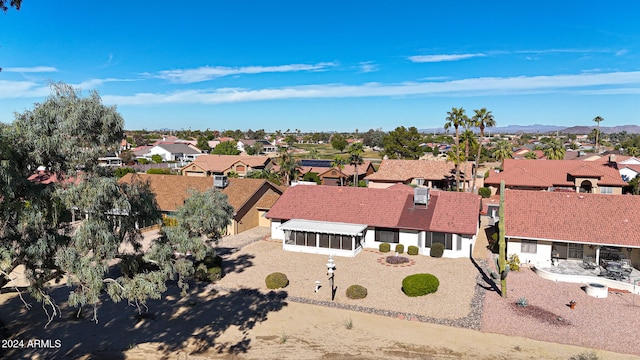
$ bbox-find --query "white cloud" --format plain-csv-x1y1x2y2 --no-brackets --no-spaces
152,62,337,83
358,62,378,73
2,66,58,73
408,54,486,63
72,78,137,90
102,70,640,106
0,80,50,98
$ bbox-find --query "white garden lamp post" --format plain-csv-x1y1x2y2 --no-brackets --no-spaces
326,255,336,301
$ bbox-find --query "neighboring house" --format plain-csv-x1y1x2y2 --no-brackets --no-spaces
589,154,640,182
484,159,627,195
180,155,274,177
365,159,473,190
118,173,283,235
237,139,278,154
98,153,123,167
503,189,640,270
142,143,203,162
266,184,481,258
289,159,376,186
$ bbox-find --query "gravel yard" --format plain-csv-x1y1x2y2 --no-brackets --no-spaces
215,240,481,325
481,268,640,356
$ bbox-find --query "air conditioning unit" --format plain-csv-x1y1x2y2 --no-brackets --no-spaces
415,178,425,186
413,187,429,206
213,174,229,189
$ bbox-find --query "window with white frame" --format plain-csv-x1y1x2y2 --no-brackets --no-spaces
600,186,613,194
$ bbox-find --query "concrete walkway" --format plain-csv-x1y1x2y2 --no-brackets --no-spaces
214,226,271,255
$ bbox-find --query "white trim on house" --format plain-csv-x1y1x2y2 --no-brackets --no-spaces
279,219,367,236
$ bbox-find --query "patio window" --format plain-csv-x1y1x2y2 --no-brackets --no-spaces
428,232,453,250
521,240,537,254
375,228,399,243
319,233,330,248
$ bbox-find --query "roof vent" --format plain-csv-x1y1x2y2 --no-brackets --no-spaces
413,187,429,206
213,174,229,189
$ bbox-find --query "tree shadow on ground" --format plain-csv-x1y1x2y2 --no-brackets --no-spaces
1,281,287,359
470,256,501,296
218,250,255,275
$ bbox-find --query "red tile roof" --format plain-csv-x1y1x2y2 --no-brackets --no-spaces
504,190,640,247
266,185,480,235
485,159,626,188
118,173,282,212
181,155,272,173
365,159,471,182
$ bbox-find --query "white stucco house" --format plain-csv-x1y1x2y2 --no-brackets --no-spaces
142,143,202,162
503,189,640,269
266,184,481,258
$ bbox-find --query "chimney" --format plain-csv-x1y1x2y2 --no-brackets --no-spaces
609,154,616,163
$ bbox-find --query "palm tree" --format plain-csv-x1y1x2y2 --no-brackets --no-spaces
347,142,364,187
492,139,513,169
471,108,495,193
444,107,468,191
459,129,477,191
331,155,346,186
593,116,604,153
277,147,300,185
446,145,465,190
543,138,566,160
627,146,640,157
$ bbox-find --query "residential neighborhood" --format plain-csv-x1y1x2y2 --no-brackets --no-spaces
4,2,640,359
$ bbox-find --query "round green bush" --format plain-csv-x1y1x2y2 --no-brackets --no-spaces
407,245,419,255
395,244,404,254
379,243,391,253
402,273,440,297
265,272,289,289
430,243,445,258
478,187,491,198
206,267,222,282
345,284,368,299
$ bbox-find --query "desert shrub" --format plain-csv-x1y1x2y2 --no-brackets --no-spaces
345,284,368,299
430,243,445,258
402,273,439,297
478,187,491,198
508,254,521,271
265,272,289,289
194,254,224,282
206,267,222,281
147,168,172,175
395,244,404,254
379,243,391,253
385,255,410,264
569,352,600,360
407,245,419,255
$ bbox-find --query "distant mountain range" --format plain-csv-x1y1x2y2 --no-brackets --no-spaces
420,124,640,135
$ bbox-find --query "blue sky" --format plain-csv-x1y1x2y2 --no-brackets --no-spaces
1,1,639,132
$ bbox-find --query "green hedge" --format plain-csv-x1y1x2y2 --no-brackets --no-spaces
402,273,440,297
430,243,445,258
395,244,404,254
345,284,368,299
379,243,391,253
265,272,289,289
407,245,419,255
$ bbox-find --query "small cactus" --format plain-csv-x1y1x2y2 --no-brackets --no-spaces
516,297,528,308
